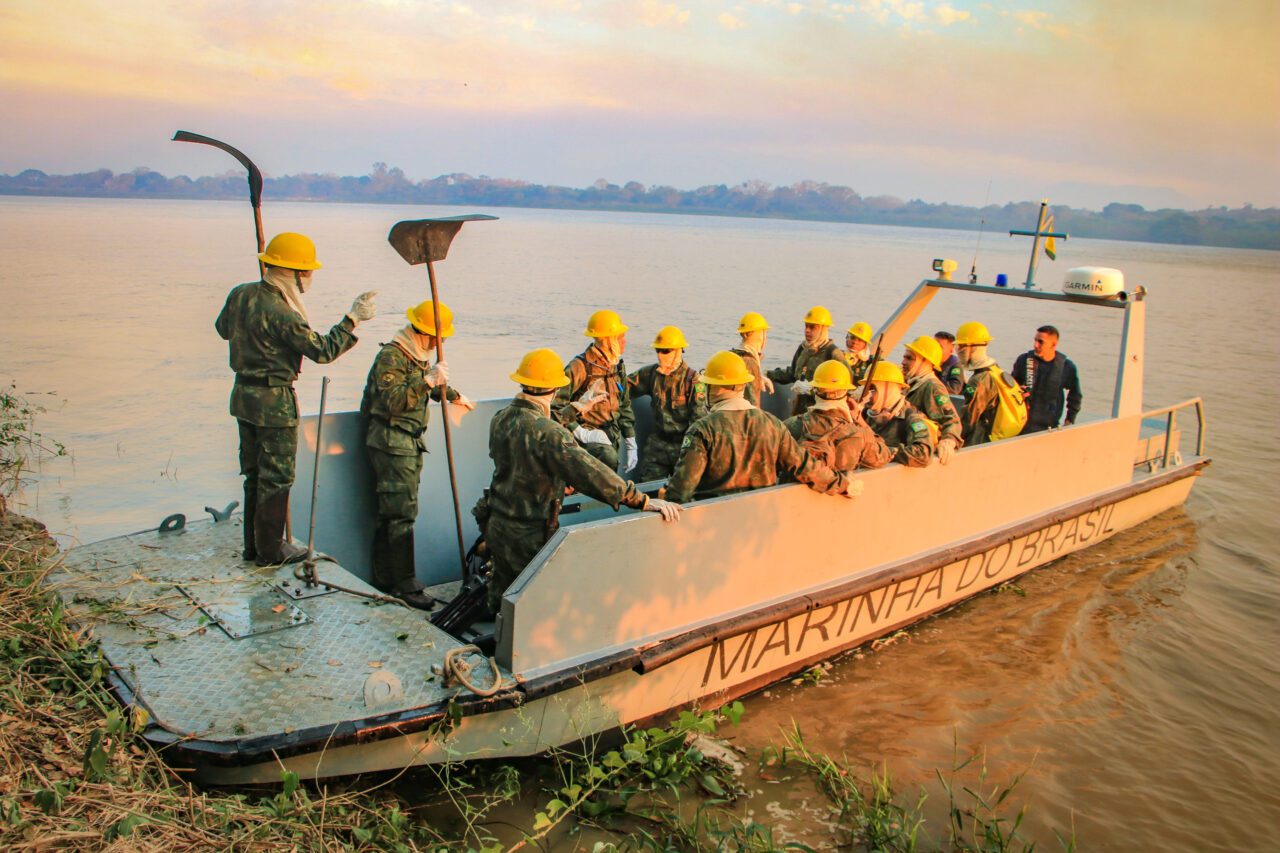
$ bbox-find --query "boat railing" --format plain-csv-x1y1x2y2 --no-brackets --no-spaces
1141,397,1206,468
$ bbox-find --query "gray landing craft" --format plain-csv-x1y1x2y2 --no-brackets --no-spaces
50,242,1209,784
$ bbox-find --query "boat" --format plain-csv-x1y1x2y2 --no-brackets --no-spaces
49,222,1210,785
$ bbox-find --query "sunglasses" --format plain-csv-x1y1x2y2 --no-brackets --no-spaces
655,348,675,355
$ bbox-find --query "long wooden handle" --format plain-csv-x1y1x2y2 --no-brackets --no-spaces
426,261,469,578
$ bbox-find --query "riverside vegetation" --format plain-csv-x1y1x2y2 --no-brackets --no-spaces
0,385,1074,851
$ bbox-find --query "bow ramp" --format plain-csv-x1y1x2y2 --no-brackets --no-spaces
51,519,510,782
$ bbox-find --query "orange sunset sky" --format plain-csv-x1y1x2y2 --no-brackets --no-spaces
2,0,1277,209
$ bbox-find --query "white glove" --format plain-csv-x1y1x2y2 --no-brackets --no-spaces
571,379,608,414
645,498,682,522
762,376,775,394
793,380,814,395
937,438,957,465
424,360,448,387
622,437,639,473
346,290,378,323
844,477,864,499
452,393,475,411
572,426,611,446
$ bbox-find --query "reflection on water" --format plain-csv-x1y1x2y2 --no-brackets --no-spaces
2,197,1278,847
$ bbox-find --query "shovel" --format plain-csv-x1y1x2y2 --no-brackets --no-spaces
388,214,498,578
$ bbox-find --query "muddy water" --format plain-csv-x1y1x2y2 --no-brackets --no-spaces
2,197,1277,848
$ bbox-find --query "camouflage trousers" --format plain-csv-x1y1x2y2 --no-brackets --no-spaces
366,448,422,540
635,435,684,482
237,420,296,502
485,515,549,613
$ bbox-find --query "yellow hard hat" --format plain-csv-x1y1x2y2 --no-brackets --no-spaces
406,300,454,338
803,305,834,327
652,325,689,349
510,348,571,389
868,361,908,387
955,321,993,345
811,359,854,391
737,311,770,334
702,351,754,386
846,321,873,343
584,309,628,338
904,335,942,370
258,232,322,271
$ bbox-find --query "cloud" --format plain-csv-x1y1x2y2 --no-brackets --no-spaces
637,0,691,27
934,4,970,25
718,12,747,29
1009,9,1072,38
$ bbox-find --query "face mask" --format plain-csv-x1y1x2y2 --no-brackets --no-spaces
656,350,681,374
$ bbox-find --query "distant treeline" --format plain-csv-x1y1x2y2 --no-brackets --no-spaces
3,165,1277,251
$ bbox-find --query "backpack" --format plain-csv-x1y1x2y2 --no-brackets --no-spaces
989,366,1029,441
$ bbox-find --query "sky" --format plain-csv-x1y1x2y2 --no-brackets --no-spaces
2,0,1277,210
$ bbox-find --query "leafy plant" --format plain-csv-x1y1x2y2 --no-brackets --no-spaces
0,383,66,515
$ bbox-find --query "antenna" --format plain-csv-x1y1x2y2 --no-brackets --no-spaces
969,179,993,284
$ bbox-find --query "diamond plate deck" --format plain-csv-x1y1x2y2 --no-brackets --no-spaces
51,518,507,742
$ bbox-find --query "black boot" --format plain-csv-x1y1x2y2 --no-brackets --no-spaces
254,491,308,567
242,484,257,561
388,531,435,611
369,521,393,591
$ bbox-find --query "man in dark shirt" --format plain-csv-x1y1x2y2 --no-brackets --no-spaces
1012,325,1082,433
933,330,965,394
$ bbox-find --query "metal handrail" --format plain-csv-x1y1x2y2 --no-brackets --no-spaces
1140,397,1206,463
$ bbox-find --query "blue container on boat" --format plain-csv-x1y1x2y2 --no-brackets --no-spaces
996,274,1009,287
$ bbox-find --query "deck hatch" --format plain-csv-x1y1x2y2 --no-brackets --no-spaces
176,582,311,639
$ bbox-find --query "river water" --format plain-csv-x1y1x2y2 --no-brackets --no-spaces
2,196,1277,848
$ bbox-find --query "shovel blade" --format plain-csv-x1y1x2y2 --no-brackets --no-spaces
388,214,498,264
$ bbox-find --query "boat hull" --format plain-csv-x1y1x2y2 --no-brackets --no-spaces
197,460,1201,784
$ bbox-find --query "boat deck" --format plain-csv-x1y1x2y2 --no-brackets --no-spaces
51,519,504,743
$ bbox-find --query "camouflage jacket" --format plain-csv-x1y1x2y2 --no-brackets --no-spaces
842,351,874,386
627,361,708,441
360,342,459,455
665,405,848,503
215,280,358,427
905,372,964,447
864,398,934,468
767,340,842,385
962,365,1001,446
487,398,648,524
730,347,766,407
554,346,635,439
783,405,893,471
936,354,965,395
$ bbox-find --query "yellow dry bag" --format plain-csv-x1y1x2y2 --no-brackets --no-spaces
989,367,1029,441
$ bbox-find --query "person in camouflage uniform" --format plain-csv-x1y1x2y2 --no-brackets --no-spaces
955,322,1003,446
842,321,876,387
768,306,843,416
554,309,636,473
934,331,965,394
782,360,893,473
861,361,934,468
663,351,860,503
626,326,708,481
361,300,475,610
730,311,774,408
901,336,963,465
215,232,377,566
479,349,681,614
